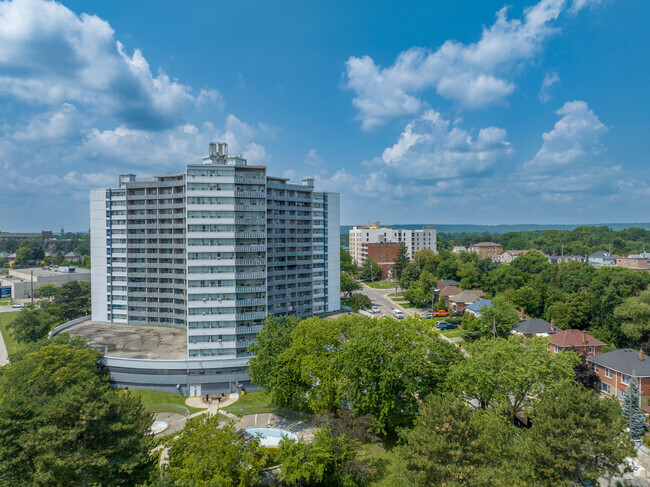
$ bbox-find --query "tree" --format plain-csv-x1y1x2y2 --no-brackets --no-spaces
399,262,420,291
349,293,371,312
248,316,307,410
519,383,634,485
35,283,57,299
48,280,91,321
278,427,367,487
340,249,358,275
390,242,409,281
461,295,519,341
397,394,517,486
359,258,382,282
167,417,268,487
9,305,58,343
342,316,462,432
510,250,551,275
622,371,646,437
614,289,650,344
573,356,599,391
52,251,65,266
340,272,361,298
15,238,45,263
0,341,154,486
403,270,437,308
545,291,591,330
447,337,579,420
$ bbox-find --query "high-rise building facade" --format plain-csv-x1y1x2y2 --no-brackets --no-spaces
90,143,340,361
348,223,436,267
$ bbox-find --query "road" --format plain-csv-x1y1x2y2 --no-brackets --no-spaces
358,283,403,318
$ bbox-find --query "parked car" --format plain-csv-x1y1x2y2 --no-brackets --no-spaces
371,305,380,314
432,310,449,317
392,309,404,319
436,321,458,330
11,303,25,309
420,312,433,319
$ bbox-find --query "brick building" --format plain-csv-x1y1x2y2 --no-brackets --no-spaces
469,242,504,260
587,349,650,405
614,255,650,271
364,242,400,279
548,329,605,357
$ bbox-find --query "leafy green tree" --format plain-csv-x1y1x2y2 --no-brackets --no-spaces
359,258,382,282
9,305,59,343
413,248,437,270
0,342,154,486
399,262,420,291
614,289,650,343
278,427,367,487
15,238,45,262
622,371,646,437
554,260,595,293
340,272,361,298
167,417,267,487
342,316,462,432
447,337,579,420
35,283,57,298
462,295,519,341
340,249,358,275
519,383,634,486
483,265,526,294
390,242,409,281
52,251,65,266
48,280,91,321
349,293,371,312
397,394,517,486
248,315,307,410
403,270,437,308
545,291,591,330
510,250,551,275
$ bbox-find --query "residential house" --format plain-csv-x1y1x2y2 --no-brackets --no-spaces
448,290,480,312
587,349,650,405
614,254,650,271
496,250,528,264
64,251,81,261
452,246,468,254
468,289,486,298
438,285,460,304
548,255,587,264
465,298,492,318
469,242,504,260
511,318,561,338
588,251,616,268
548,329,605,357
437,279,460,289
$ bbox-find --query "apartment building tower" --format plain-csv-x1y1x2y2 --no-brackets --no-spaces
348,223,436,267
90,143,340,360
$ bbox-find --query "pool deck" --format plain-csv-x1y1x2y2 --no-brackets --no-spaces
233,413,315,442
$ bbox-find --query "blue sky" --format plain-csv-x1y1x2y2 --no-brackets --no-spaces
0,0,648,231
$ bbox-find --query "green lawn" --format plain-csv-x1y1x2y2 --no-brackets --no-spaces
0,311,19,355
122,388,206,415
360,440,404,486
364,280,398,290
223,390,275,417
440,330,464,338
0,298,10,306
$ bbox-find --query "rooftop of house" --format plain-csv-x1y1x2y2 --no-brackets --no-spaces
438,279,460,287
589,251,612,258
587,349,650,377
512,318,561,335
466,298,492,312
469,289,486,298
439,285,461,297
471,242,502,247
550,329,605,348
449,290,481,304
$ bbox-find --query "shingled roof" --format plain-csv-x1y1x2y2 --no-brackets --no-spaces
587,349,650,377
448,291,481,304
550,330,605,348
511,319,561,335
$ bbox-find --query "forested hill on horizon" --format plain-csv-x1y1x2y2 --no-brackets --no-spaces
341,223,650,235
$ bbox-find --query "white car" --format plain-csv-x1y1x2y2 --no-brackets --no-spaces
392,309,404,319
371,305,380,314
11,303,25,309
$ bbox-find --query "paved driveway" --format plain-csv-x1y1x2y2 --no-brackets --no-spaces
358,283,405,318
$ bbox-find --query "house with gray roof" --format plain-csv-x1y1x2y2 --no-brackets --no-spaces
587,349,650,406
510,318,561,338
465,298,492,318
448,290,480,312
588,251,616,267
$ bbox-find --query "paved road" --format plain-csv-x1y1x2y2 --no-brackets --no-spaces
358,283,402,318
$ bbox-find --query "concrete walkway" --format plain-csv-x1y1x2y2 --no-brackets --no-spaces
0,312,11,366
185,393,240,419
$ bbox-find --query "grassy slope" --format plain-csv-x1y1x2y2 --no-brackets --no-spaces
122,388,206,415
364,280,398,290
223,390,275,416
0,312,19,355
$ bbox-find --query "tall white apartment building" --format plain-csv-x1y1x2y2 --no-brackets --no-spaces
90,143,340,361
349,223,436,266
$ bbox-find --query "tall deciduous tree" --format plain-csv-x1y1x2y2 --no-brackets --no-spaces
9,305,58,343
0,341,154,486
390,242,409,281
340,272,361,298
359,258,382,282
614,289,650,343
167,417,268,487
447,337,579,420
461,295,519,341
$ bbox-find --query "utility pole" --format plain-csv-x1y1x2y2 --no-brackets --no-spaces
431,286,435,312
492,318,496,338
30,270,34,305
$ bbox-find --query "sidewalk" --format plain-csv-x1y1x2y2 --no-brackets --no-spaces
185,393,240,419
0,313,10,366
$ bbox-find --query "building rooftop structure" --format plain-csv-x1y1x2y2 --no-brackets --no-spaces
549,329,605,348
465,298,492,313
511,318,561,336
587,349,650,377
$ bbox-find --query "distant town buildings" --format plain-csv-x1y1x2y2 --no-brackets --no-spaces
468,242,504,260
0,266,90,299
348,223,436,267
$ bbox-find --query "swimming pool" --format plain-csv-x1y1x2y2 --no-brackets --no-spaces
242,427,298,447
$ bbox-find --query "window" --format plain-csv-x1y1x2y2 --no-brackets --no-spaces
605,368,612,378
599,382,611,394
622,375,630,385
554,345,559,353
593,364,598,373
589,346,594,354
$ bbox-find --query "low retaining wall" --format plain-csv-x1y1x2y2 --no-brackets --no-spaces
48,315,91,338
